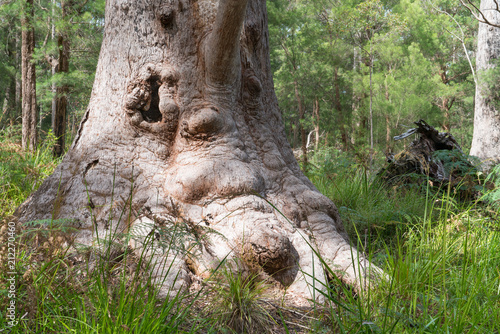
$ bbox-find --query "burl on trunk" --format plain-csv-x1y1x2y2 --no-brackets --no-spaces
15,0,379,299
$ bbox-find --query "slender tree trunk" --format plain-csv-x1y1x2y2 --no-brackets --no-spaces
384,77,391,153
1,34,17,125
313,97,320,151
470,0,500,168
51,0,70,157
15,0,379,301
53,34,70,157
293,78,307,171
21,0,37,151
1,89,10,123
51,0,58,151
334,68,349,151
15,33,21,125
369,48,374,167
351,46,360,147
1,51,16,125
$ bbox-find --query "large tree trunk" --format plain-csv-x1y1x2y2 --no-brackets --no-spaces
15,0,378,300
21,0,37,151
470,0,500,169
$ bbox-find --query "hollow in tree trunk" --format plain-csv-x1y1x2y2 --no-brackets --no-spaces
15,0,379,300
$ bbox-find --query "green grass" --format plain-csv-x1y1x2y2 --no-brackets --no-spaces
0,128,61,218
2,135,500,333
0,227,207,333
312,200,500,333
303,149,500,332
205,260,275,333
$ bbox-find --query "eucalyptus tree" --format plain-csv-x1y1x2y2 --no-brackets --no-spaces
467,0,500,168
21,0,37,151
0,2,20,126
267,0,320,167
37,0,105,156
15,0,380,299
348,0,406,162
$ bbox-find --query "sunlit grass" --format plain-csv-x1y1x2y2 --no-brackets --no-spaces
308,172,500,333
0,130,61,219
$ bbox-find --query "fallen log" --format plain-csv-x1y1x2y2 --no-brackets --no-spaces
379,120,481,198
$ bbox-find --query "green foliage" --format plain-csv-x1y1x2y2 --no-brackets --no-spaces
2,132,500,332
0,220,205,333
1,1,499,333
295,177,500,333
478,58,500,111
0,0,104,146
308,148,430,244
483,163,500,207
0,129,60,218
269,0,477,166
34,0,105,138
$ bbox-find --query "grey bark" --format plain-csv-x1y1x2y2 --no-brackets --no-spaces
470,0,500,169
15,0,380,301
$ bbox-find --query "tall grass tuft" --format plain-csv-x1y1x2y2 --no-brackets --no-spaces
206,260,275,333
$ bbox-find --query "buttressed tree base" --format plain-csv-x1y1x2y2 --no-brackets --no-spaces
15,0,379,300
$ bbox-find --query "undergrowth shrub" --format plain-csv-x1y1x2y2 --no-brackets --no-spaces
0,130,60,218
307,149,430,250
483,163,500,207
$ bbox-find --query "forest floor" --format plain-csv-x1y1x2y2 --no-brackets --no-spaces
1,132,500,333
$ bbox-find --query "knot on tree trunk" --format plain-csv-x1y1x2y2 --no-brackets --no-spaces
241,229,299,286
180,104,225,140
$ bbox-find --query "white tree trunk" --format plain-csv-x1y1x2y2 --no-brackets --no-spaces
15,0,379,300
470,0,500,169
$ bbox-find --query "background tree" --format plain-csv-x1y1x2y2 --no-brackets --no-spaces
15,0,378,299
21,0,37,151
0,2,21,127
348,0,406,163
467,0,500,168
1,0,103,153
268,0,476,168
36,0,105,155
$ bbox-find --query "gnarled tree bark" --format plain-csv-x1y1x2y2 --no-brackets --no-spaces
15,0,378,300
